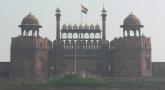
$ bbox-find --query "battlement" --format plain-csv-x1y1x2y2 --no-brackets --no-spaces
110,36,151,49
11,36,51,49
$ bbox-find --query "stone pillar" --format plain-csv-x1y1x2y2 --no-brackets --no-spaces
56,8,61,40
127,30,130,37
123,30,125,37
101,7,107,43
21,29,24,36
37,30,39,36
134,30,136,36
138,29,141,36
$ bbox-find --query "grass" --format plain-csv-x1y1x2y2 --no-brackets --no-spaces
1,76,165,88
33,74,109,87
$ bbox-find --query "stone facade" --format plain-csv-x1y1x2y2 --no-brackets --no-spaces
10,13,50,82
48,39,110,76
109,13,152,77
11,36,50,82
152,62,165,77
110,36,151,77
0,62,11,78
47,8,110,76
2,8,165,82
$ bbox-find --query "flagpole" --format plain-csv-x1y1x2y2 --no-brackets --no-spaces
81,10,82,25
81,2,88,25
81,3,82,25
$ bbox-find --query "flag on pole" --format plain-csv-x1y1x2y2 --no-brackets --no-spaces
81,4,88,14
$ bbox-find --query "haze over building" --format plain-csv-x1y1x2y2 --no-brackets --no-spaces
1,0,165,62
0,7,164,82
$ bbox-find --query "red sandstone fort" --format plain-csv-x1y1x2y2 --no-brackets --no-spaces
0,8,164,82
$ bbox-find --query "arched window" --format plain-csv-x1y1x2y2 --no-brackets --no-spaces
84,33,89,39
62,33,67,39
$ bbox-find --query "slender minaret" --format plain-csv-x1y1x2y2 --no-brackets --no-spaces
101,6,107,43
56,8,61,40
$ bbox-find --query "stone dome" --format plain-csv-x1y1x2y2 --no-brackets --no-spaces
79,24,83,29
90,24,94,29
56,8,61,12
62,24,67,29
123,13,141,25
73,24,78,29
95,24,100,30
21,12,39,25
68,24,72,29
84,24,89,29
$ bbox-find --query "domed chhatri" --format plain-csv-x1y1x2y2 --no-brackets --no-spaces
95,24,100,30
79,24,83,29
19,12,42,37
120,12,144,37
62,24,67,29
56,8,61,13
21,12,40,25
123,12,141,25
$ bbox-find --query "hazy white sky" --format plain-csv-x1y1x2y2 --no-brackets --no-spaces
0,0,165,62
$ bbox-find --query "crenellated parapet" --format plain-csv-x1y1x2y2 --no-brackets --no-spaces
110,36,151,49
11,36,51,50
